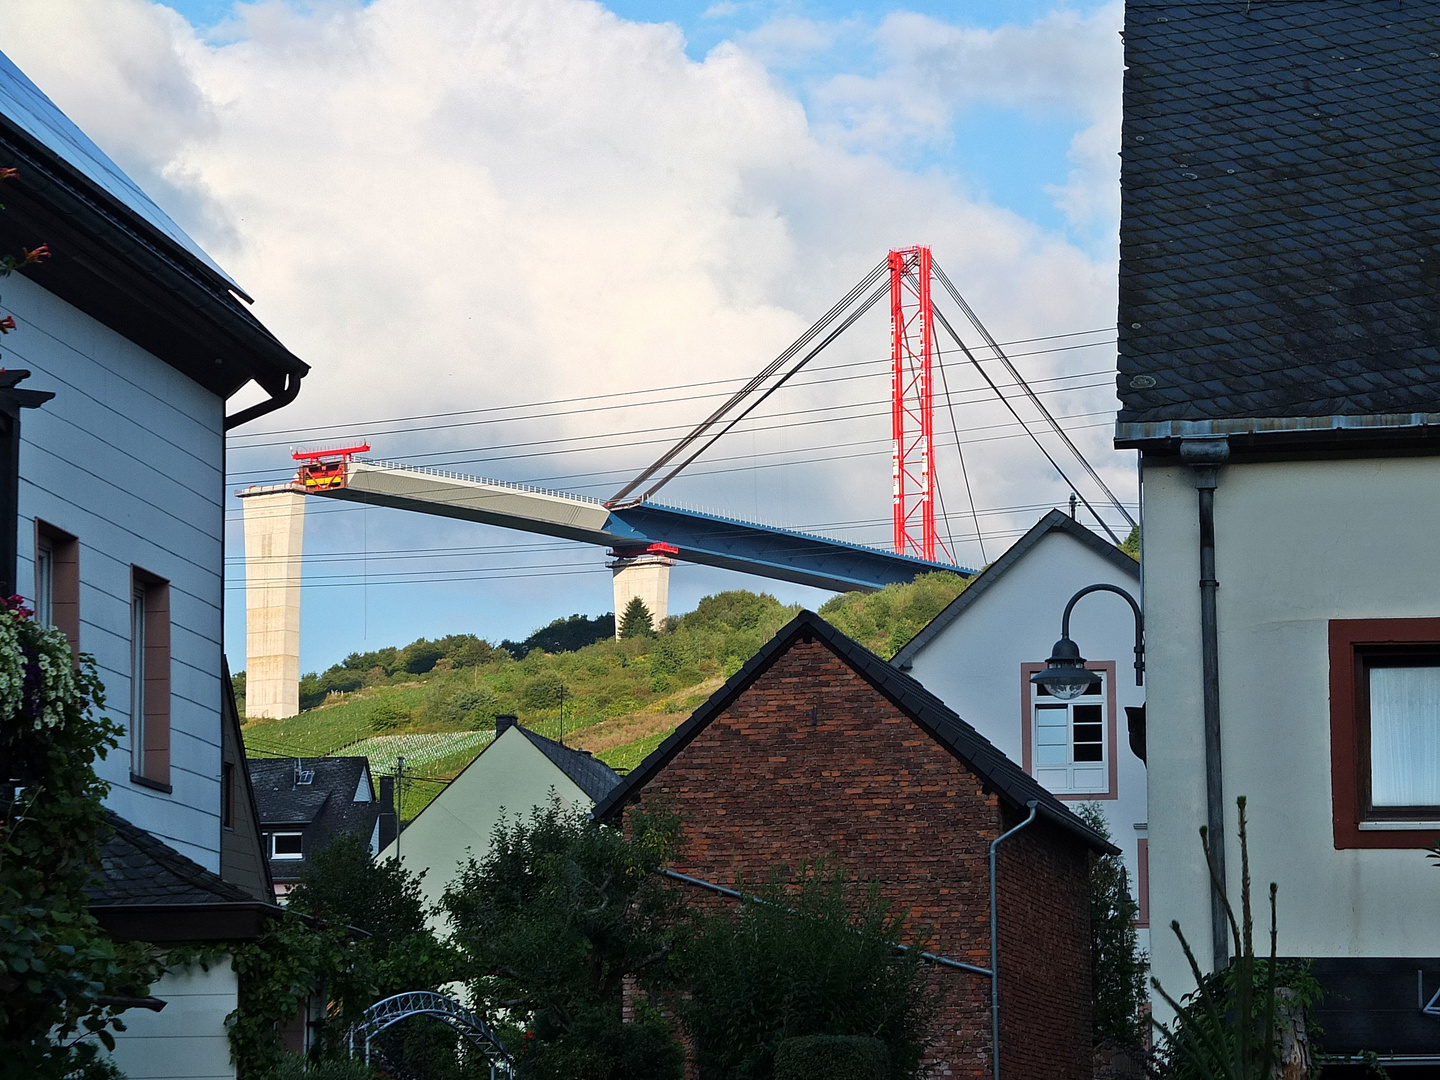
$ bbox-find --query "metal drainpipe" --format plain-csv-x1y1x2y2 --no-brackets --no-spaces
1180,436,1230,971
989,800,1038,1080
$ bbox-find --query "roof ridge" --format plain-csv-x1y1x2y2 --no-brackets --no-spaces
592,610,1115,854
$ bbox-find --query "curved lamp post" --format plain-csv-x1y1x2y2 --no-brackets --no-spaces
1030,583,1144,700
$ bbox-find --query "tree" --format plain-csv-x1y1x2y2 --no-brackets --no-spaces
669,861,940,1080
1073,803,1147,1050
619,597,656,639
0,597,162,1079
441,799,685,1080
287,832,457,997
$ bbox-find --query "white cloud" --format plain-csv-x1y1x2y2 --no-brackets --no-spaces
0,0,1130,624
796,4,1124,229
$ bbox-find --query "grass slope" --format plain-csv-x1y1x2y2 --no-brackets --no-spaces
240,576,971,821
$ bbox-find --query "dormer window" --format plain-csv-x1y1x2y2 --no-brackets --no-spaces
271,832,303,859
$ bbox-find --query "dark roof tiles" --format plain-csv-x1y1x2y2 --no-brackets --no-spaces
88,812,259,908
1117,2,1440,442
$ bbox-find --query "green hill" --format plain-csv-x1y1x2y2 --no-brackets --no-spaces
239,574,970,821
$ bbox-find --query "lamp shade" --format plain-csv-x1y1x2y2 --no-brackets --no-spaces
1031,636,1102,701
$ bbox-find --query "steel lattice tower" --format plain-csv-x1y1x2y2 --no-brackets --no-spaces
889,246,936,561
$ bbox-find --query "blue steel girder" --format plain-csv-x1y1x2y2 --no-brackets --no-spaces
306,463,972,592
608,502,969,592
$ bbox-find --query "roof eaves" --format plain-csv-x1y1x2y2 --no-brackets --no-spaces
891,511,1138,669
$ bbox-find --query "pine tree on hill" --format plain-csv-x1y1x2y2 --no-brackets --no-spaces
619,596,656,639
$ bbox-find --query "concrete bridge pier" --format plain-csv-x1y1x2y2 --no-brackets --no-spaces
238,488,305,719
609,546,675,637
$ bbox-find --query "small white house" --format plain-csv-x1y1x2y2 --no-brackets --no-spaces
382,715,622,916
0,45,305,1078
893,510,1148,949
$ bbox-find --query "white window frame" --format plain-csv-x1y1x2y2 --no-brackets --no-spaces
1022,660,1117,798
130,583,146,777
34,534,53,629
271,832,304,860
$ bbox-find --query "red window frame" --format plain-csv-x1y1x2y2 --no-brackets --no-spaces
1330,618,1440,849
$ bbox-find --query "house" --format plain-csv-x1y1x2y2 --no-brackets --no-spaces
892,510,1148,949
0,45,306,1077
382,714,621,915
593,610,1113,1079
248,755,395,901
1116,2,1440,1065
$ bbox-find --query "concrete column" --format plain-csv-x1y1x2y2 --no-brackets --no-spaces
610,554,674,637
239,489,305,719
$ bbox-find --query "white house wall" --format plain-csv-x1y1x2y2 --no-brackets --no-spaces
7,273,225,870
1143,457,1440,1010
903,528,1148,949
102,957,237,1080
380,726,595,916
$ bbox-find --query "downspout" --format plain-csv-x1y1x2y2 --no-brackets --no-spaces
224,371,303,431
1179,436,1230,972
990,800,1037,1080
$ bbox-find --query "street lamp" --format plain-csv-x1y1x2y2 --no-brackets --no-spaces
1031,584,1144,700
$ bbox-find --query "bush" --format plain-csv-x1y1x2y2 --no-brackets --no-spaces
671,861,939,1080
774,1035,889,1080
369,701,406,731
818,572,970,659
1073,803,1147,1049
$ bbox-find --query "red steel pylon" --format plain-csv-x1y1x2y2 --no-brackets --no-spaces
889,246,936,561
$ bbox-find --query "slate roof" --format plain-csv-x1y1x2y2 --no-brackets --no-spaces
248,756,379,882
1116,2,1440,449
592,610,1116,855
891,510,1138,670
518,726,623,803
88,812,260,908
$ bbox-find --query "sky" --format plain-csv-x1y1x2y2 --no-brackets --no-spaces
0,0,1130,675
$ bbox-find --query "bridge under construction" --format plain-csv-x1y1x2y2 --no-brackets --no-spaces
240,247,1133,719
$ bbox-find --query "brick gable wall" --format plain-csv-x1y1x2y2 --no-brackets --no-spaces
628,637,1092,1079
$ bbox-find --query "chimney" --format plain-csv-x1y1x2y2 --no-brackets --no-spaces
378,775,397,852
495,714,518,736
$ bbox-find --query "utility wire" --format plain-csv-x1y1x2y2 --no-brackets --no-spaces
931,260,1136,531
633,278,892,504
608,258,889,504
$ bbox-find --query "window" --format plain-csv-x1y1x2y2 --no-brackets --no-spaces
130,568,171,791
1135,837,1149,928
1021,660,1118,798
1330,619,1440,847
271,832,304,859
34,521,78,659
221,761,236,829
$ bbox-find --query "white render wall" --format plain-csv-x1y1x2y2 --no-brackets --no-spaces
902,527,1149,952
380,726,595,917
1143,457,1440,1011
5,273,225,870
102,957,237,1080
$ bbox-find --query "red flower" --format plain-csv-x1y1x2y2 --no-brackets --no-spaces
21,244,49,264
0,168,17,182
0,317,15,333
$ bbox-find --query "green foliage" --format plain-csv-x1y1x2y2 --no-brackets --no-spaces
255,1056,381,1080
0,602,164,1080
619,597,656,639
1120,527,1140,560
227,912,368,1079
501,613,615,659
1073,803,1147,1048
773,1035,889,1080
286,832,458,997
442,799,685,1080
669,861,940,1080
1150,797,1318,1079
399,639,445,675
818,572,971,659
